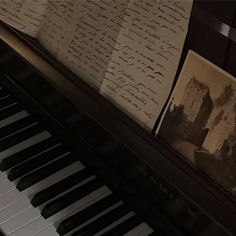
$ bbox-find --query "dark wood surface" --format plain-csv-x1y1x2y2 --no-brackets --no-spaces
1,2,236,234
224,8,236,77
194,0,236,25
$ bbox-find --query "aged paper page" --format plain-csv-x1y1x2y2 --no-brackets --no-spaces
0,0,47,37
38,0,77,56
57,0,129,90
100,0,193,131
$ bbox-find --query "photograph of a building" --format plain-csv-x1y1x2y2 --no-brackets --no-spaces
158,51,236,196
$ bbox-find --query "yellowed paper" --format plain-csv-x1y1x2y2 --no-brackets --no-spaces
38,0,77,56
57,0,128,89
0,0,47,37
100,0,193,130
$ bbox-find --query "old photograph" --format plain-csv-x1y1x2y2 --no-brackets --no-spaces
158,51,236,196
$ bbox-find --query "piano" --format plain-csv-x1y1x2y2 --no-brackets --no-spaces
0,1,236,235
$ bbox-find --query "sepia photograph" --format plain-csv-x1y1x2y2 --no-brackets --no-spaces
158,50,236,196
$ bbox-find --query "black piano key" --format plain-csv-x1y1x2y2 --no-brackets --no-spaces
71,204,131,236
41,178,103,219
0,123,43,152
0,136,58,171
31,168,92,207
148,232,158,236
57,194,120,235
102,215,143,235
0,95,15,109
0,51,15,66
16,153,77,191
149,232,161,236
0,115,35,140
0,90,9,99
8,144,67,180
0,103,22,121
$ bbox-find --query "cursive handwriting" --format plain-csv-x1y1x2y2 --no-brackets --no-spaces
38,0,77,56
101,0,193,130
57,0,128,89
0,0,47,37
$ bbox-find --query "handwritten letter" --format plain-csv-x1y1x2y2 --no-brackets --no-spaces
38,0,77,56
57,0,129,89
0,0,192,130
100,0,193,130
0,0,47,37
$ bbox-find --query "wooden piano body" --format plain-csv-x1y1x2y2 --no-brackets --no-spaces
0,1,236,235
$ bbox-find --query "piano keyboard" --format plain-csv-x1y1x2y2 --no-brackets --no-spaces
0,85,154,236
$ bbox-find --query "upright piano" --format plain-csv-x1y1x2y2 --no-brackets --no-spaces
0,1,236,235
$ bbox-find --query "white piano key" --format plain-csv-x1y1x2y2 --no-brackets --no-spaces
0,95,9,100
9,216,49,236
55,176,102,209
1,207,41,235
94,212,135,236
0,189,22,211
14,151,72,189
0,102,17,111
141,227,154,235
4,185,111,236
0,180,15,196
5,143,62,178
34,225,59,236
0,171,7,183
0,197,31,224
22,161,85,198
47,185,112,227
123,222,152,236
0,90,154,236
67,201,124,235
0,110,29,129
0,94,9,100
38,175,96,211
2,122,38,141
0,131,51,161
